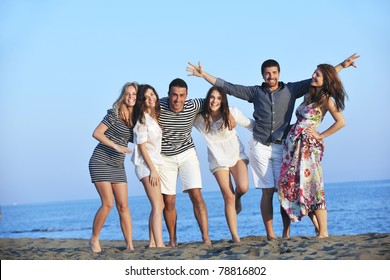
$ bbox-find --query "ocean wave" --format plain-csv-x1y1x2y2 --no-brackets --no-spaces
9,226,93,234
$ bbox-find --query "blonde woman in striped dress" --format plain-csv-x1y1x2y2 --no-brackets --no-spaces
88,82,138,253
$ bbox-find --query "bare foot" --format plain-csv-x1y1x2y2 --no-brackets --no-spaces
203,238,212,246
151,243,167,248
123,247,135,252
267,235,278,241
89,238,102,253
235,193,242,214
168,241,178,248
282,229,290,239
232,237,241,243
317,234,329,239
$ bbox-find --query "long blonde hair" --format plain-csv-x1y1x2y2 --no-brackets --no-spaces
113,82,138,127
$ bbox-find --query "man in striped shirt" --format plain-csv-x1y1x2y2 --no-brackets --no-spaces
159,78,211,247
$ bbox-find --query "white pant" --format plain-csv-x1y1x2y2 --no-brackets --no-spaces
248,137,283,189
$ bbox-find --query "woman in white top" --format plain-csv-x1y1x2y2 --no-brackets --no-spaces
194,86,254,243
132,84,166,247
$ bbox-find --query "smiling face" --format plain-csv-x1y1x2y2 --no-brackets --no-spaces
168,86,188,112
262,66,280,91
144,88,157,110
124,85,137,107
208,90,222,113
311,67,324,88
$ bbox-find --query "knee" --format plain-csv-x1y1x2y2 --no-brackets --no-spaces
154,200,165,212
163,196,176,212
116,202,129,214
236,181,249,194
223,192,235,206
262,188,275,198
102,201,114,211
188,189,204,205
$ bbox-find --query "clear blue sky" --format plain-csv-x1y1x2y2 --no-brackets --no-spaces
1,0,389,205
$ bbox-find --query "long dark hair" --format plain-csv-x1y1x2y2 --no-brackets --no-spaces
306,64,347,111
132,84,161,125
201,86,230,132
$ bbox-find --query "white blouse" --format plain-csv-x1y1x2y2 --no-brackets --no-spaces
193,107,254,172
131,113,163,166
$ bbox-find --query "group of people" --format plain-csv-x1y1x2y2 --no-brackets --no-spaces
88,53,359,252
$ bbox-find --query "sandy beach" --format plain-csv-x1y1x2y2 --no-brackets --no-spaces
1,233,389,260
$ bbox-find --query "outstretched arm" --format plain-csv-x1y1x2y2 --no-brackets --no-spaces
334,53,360,73
187,61,217,85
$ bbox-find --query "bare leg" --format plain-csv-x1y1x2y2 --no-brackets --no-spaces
214,169,240,243
90,182,115,253
141,177,166,248
112,183,134,251
314,209,328,238
187,188,211,245
260,188,277,240
148,212,156,247
309,212,320,236
280,206,291,238
163,194,177,247
230,160,249,214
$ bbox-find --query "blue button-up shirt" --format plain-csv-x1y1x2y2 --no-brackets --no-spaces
215,78,311,145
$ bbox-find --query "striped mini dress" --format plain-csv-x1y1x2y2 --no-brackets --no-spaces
89,109,133,183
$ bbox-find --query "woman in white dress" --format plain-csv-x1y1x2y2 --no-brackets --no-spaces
194,86,254,243
132,84,166,247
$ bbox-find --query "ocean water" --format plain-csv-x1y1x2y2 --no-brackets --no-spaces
0,180,389,243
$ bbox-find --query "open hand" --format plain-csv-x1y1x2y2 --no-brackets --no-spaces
341,53,360,68
186,61,203,77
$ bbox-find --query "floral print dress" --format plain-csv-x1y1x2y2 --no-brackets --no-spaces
278,101,326,222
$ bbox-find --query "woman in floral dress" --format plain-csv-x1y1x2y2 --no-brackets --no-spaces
278,64,348,238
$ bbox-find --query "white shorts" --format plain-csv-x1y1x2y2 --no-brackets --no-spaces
210,158,248,174
159,148,202,195
135,162,161,181
248,137,283,189
211,166,229,174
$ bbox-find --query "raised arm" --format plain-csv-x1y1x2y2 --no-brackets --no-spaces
334,53,360,73
187,61,217,85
